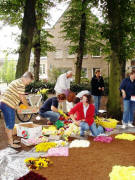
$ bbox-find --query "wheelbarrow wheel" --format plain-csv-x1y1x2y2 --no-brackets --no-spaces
16,111,33,122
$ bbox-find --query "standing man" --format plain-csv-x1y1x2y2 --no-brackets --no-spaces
54,71,73,112
91,69,104,115
120,70,135,129
0,72,34,149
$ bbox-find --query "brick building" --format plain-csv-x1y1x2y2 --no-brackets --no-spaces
47,12,109,80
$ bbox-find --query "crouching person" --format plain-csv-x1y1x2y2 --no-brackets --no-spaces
39,94,66,124
69,94,104,137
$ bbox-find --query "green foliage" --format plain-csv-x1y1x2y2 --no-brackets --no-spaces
25,79,109,95
61,0,101,56
48,67,69,83
0,55,16,83
25,81,55,94
100,0,135,64
40,30,56,56
98,0,135,118
0,0,56,60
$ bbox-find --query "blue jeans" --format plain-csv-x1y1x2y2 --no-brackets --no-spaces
93,96,101,115
80,121,104,137
123,100,135,124
39,111,60,123
0,102,15,129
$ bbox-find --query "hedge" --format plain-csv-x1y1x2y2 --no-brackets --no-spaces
26,80,109,95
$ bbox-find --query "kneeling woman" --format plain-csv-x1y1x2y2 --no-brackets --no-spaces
69,94,104,137
39,94,66,124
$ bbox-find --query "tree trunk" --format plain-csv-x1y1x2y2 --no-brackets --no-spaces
16,0,36,78
120,59,126,79
33,28,41,81
107,52,121,119
75,0,87,84
106,0,122,119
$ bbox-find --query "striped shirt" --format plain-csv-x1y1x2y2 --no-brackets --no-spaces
1,78,25,109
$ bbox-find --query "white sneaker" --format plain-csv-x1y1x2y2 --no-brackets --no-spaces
121,124,126,129
36,115,41,121
97,133,107,137
128,123,134,128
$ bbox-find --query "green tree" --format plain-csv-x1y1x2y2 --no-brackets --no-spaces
0,55,16,84
16,0,36,78
33,0,55,81
100,0,135,118
61,0,100,84
0,0,56,80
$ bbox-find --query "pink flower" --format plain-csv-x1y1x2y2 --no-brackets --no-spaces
94,136,113,143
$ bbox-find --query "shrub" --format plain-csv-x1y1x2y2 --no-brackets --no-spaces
25,81,55,94
70,82,91,94
26,80,109,96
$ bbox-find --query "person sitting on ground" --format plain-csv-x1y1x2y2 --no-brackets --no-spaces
69,94,104,137
74,90,91,104
0,72,34,149
39,94,66,124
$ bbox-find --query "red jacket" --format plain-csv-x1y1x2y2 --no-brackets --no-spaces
69,102,95,126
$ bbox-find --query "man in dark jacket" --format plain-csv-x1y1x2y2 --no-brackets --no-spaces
91,70,104,115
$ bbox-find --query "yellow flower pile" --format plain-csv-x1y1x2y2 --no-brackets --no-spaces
35,140,68,152
64,123,80,137
37,88,49,95
42,125,58,135
58,109,68,119
19,104,27,109
95,116,118,128
24,157,53,170
35,142,57,152
109,165,135,180
115,133,135,141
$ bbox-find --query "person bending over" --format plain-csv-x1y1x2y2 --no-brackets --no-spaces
69,94,104,137
0,72,34,149
39,94,66,124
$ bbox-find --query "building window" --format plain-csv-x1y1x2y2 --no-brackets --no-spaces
92,46,101,57
92,68,100,77
81,68,87,78
40,64,46,75
55,49,63,59
43,64,45,74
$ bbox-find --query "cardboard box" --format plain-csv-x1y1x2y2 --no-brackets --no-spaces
17,123,42,139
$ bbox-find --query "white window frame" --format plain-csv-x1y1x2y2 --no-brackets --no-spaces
42,64,46,74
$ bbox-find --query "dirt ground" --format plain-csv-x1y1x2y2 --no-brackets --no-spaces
0,96,135,180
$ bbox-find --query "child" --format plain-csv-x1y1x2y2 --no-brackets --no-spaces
69,94,104,137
